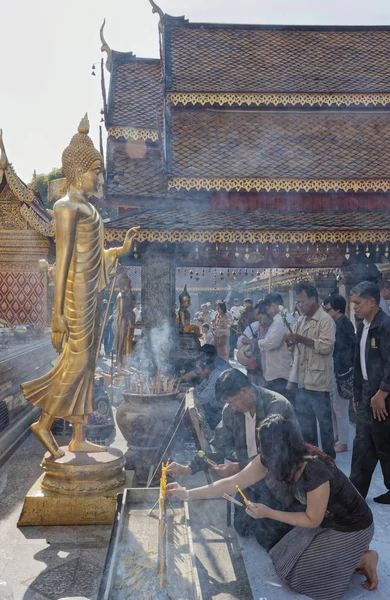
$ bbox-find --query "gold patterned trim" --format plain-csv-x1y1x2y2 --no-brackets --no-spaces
108,127,159,142
104,228,390,245
167,91,390,108
168,177,390,194
20,204,55,237
5,164,35,204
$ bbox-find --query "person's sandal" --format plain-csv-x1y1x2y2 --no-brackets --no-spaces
334,443,348,453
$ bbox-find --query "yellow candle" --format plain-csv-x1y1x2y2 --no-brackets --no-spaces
236,485,249,504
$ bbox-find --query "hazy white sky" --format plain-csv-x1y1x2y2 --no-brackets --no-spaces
1,0,390,182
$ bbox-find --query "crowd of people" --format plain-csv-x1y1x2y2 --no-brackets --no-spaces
166,279,390,599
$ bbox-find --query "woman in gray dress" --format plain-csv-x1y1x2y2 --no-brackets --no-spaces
167,415,378,600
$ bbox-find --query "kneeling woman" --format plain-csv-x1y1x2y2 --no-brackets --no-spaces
167,415,377,600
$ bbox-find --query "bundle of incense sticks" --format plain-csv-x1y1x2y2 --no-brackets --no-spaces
222,493,244,507
197,450,218,468
126,372,180,395
158,460,169,589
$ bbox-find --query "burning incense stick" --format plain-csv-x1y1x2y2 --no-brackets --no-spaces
236,485,249,504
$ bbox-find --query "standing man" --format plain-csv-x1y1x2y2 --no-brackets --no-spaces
323,294,356,453
379,280,390,317
286,282,336,458
350,281,390,503
237,302,272,385
229,298,244,358
260,292,295,396
237,298,256,333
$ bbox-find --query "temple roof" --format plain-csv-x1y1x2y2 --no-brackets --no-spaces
104,207,390,245
167,109,390,192
106,51,161,130
165,24,390,96
0,132,54,237
106,138,166,197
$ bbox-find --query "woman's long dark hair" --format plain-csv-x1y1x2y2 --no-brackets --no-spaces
258,414,332,486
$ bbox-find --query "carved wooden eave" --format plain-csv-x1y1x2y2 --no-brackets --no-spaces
0,131,54,237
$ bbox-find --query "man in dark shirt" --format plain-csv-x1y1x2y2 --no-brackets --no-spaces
350,281,390,503
323,294,356,453
167,369,300,549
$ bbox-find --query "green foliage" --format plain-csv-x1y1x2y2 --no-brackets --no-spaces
35,167,64,208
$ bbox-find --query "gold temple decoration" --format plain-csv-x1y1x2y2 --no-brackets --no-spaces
168,176,390,194
100,19,112,72
105,228,390,246
0,130,54,236
28,170,38,192
149,0,165,21
21,114,139,460
20,204,55,237
108,126,159,142
167,91,390,108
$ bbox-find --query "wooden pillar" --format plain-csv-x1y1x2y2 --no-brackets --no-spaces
141,245,177,374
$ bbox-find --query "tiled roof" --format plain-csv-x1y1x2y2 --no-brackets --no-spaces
105,138,166,197
107,52,161,129
105,208,390,232
167,25,390,94
169,109,390,180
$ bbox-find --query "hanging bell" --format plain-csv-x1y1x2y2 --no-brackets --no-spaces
345,244,351,261
365,244,370,258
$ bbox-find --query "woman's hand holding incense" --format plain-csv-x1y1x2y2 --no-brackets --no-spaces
213,462,240,478
166,482,188,500
245,502,271,519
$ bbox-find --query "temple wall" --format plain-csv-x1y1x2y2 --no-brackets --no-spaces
0,183,50,327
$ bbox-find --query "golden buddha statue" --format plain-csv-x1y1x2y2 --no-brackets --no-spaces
178,285,191,332
21,114,138,459
116,273,136,370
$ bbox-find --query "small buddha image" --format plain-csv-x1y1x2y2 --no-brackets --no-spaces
116,273,136,370
178,285,191,332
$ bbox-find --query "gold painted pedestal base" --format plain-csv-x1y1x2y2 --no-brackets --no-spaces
18,446,133,526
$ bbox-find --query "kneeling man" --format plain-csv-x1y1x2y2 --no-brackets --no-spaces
168,368,302,549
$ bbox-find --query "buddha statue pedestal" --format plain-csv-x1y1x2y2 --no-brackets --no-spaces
18,447,132,526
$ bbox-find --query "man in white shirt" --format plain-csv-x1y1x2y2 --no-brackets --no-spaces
229,298,244,358
286,282,336,459
350,281,390,504
260,292,295,396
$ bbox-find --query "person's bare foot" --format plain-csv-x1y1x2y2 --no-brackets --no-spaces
334,443,348,453
68,439,106,453
31,422,66,459
356,550,379,591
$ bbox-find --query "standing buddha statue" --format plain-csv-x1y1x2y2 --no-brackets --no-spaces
21,114,139,459
116,273,136,370
178,285,191,333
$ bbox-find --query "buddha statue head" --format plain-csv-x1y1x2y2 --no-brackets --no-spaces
179,285,191,310
118,273,132,294
62,114,104,197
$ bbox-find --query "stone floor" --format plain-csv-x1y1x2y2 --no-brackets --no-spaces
1,420,390,599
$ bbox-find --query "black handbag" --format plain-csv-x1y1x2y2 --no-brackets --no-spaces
336,367,354,400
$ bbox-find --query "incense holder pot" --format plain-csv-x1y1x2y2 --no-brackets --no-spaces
117,390,181,484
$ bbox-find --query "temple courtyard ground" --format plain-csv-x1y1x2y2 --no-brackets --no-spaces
0,418,389,600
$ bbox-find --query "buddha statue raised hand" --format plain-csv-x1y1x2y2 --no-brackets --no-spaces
21,114,139,459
